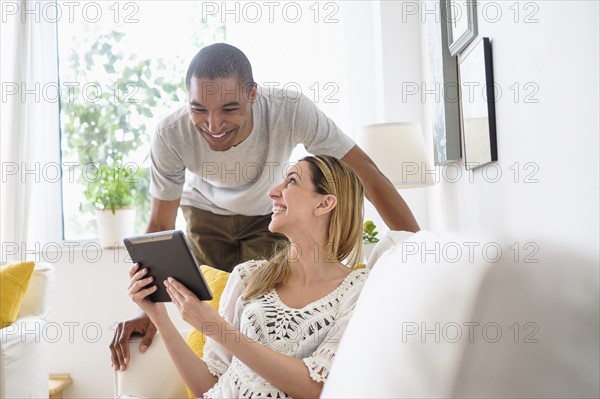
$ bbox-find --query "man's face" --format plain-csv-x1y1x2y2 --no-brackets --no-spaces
188,77,256,151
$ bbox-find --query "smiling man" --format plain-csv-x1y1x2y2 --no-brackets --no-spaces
110,43,419,370
188,76,255,151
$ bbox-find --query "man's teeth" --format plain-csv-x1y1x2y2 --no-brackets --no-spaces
273,207,287,214
211,131,228,138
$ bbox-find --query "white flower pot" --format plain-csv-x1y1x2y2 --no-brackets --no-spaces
95,207,136,248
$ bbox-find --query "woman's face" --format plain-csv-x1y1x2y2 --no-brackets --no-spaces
267,161,324,236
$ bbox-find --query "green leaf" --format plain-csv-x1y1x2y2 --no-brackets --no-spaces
141,107,153,117
363,220,380,244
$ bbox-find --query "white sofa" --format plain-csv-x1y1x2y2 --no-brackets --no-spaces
114,231,600,398
1,262,55,398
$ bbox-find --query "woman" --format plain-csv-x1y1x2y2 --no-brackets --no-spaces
128,155,369,398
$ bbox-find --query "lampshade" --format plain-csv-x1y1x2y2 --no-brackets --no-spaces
356,122,435,188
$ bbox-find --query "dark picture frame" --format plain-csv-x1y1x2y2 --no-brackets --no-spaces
459,37,498,170
446,0,478,56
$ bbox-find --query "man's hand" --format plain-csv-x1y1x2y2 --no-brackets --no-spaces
110,313,157,371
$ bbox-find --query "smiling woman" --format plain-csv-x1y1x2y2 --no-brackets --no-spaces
127,155,368,398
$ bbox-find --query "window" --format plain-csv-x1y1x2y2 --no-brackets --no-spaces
57,1,368,241
58,1,225,239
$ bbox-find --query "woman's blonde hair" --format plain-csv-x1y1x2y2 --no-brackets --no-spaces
242,155,365,301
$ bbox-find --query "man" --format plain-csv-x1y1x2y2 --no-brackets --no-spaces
110,43,419,371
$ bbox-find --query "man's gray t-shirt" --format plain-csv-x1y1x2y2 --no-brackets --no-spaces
149,87,355,216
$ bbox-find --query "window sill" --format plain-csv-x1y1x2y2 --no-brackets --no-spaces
2,239,132,265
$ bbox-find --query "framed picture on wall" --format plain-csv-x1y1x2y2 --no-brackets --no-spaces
459,37,498,170
445,0,478,56
428,0,462,165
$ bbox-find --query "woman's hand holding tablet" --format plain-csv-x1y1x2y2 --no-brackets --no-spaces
123,230,213,302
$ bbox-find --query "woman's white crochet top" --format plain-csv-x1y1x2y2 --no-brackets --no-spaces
203,260,369,398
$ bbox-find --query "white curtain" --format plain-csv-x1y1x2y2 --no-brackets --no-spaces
1,0,62,261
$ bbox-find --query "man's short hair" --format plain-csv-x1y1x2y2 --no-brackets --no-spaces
185,43,255,92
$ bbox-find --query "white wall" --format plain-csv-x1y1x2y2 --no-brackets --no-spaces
354,0,432,231
416,0,599,260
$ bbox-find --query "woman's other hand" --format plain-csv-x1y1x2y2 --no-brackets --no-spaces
165,277,220,336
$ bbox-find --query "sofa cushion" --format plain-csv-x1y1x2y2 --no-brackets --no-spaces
0,316,50,398
0,261,35,328
325,231,492,397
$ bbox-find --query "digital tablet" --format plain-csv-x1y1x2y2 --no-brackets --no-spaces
123,230,213,302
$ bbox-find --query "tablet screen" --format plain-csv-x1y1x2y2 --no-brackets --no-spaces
123,230,213,302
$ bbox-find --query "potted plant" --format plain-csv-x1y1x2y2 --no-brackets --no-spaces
82,159,145,248
61,29,184,240
363,220,380,261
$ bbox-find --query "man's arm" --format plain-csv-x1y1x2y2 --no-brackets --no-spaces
145,197,181,233
341,145,420,232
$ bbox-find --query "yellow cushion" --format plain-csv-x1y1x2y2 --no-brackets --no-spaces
0,261,35,328
185,265,230,398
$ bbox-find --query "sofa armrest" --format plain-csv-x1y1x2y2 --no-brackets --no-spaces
0,316,49,398
114,329,190,399
18,262,54,320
